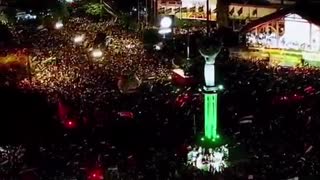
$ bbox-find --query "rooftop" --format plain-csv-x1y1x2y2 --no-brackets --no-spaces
241,4,320,32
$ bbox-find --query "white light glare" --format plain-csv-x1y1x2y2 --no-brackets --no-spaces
66,0,74,3
126,44,135,49
160,17,172,28
218,85,224,90
158,28,172,35
92,49,103,58
74,34,85,43
55,21,63,29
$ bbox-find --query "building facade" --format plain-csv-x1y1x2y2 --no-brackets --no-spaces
156,0,278,25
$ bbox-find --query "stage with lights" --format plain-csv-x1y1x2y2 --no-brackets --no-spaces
244,13,320,67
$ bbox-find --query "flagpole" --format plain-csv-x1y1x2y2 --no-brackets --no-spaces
145,0,148,27
154,0,157,25
206,0,210,37
138,0,140,27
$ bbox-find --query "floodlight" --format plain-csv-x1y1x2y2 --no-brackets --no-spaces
160,17,172,28
55,21,63,29
158,28,172,34
92,49,103,58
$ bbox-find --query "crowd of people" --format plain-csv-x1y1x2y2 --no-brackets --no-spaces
187,145,229,173
12,17,171,107
1,13,320,179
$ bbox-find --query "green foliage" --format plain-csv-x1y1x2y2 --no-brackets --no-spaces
0,12,8,25
2,7,17,23
85,3,106,17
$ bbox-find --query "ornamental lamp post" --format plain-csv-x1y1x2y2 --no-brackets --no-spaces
199,45,223,142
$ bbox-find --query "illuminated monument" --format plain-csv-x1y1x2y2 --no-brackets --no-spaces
199,45,223,142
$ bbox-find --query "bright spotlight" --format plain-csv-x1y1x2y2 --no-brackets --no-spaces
160,17,172,28
74,34,85,43
218,85,224,90
55,21,63,29
66,0,73,3
92,49,103,58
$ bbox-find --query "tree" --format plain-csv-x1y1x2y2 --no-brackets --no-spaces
0,12,8,25
85,3,106,17
2,7,17,23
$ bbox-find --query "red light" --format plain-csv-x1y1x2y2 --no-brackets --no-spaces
65,120,76,128
89,169,104,180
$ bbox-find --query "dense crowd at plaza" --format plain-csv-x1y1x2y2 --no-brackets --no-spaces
1,12,320,180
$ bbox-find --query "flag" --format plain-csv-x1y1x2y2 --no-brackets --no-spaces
118,112,134,119
237,7,243,16
239,115,254,124
252,8,257,16
181,7,188,12
229,7,235,16
159,7,165,14
174,7,180,13
189,6,196,13
165,8,172,14
212,8,217,13
198,6,204,12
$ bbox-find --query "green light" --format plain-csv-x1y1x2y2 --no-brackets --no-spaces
204,93,218,141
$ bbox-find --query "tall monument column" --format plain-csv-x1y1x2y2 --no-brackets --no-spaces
200,47,222,141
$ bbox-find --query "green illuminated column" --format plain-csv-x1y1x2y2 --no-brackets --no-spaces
200,46,222,142
204,93,218,140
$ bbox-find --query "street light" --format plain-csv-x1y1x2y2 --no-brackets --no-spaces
55,21,63,29
160,16,172,28
91,49,103,58
158,16,173,38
